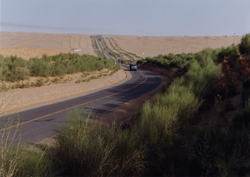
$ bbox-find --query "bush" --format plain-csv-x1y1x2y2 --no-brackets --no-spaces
35,78,44,87
0,53,119,83
29,60,52,77
239,33,250,54
3,56,30,82
186,56,223,98
217,45,239,63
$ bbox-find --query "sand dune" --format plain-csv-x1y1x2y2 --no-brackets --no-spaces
105,35,242,58
0,31,96,59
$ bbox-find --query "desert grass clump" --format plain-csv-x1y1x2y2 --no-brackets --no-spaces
0,90,56,177
0,129,56,177
8,148,55,177
53,109,145,176
0,119,21,177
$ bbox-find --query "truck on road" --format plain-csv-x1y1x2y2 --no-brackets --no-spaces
130,63,137,71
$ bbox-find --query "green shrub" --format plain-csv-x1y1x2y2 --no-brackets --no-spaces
51,62,67,76
239,33,250,54
29,60,52,77
185,123,249,176
51,78,59,84
186,56,223,98
2,56,30,82
0,53,119,83
35,78,44,87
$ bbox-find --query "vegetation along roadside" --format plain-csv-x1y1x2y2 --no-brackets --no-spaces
0,52,120,91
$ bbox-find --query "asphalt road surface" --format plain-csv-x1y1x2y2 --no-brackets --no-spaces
95,36,115,60
0,39,162,144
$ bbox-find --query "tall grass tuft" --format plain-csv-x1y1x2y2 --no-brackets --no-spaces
0,116,55,177
53,109,145,176
0,120,21,177
8,148,55,177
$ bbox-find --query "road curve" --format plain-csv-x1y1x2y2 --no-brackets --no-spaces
95,36,115,60
0,39,162,144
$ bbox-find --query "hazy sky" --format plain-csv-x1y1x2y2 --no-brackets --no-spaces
1,0,250,36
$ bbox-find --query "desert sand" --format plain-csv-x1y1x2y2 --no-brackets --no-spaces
0,31,96,59
105,35,242,58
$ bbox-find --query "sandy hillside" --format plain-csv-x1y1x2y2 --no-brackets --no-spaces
105,35,242,58
0,48,72,60
0,31,96,59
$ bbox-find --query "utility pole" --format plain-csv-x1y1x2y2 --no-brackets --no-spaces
234,33,236,44
0,0,1,49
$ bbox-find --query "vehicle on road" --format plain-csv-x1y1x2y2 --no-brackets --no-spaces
130,63,137,71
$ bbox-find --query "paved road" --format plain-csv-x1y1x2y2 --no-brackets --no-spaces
95,36,115,60
0,38,162,144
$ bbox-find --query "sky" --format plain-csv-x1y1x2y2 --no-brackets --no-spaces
0,0,250,36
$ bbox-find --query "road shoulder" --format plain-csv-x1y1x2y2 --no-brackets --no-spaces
98,66,172,126
2,69,130,115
